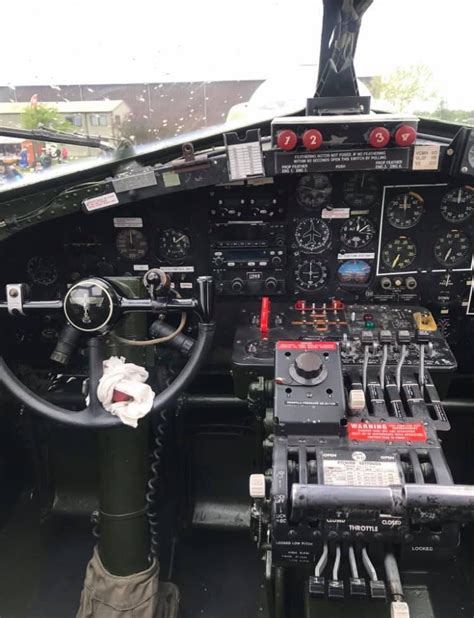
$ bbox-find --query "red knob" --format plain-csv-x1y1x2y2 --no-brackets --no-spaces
394,125,417,146
276,129,298,151
302,129,323,150
368,126,390,148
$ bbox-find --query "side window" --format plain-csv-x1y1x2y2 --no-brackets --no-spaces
90,115,99,126
65,114,82,126
99,115,107,126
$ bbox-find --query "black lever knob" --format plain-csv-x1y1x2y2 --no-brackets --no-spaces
294,352,323,380
196,276,215,323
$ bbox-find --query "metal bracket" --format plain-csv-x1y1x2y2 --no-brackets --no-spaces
182,142,195,162
6,284,27,315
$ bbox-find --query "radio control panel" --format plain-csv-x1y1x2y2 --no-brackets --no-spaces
209,187,288,296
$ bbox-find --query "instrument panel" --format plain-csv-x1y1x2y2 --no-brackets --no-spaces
0,171,472,364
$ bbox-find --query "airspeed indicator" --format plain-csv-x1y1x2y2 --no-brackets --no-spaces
382,237,417,271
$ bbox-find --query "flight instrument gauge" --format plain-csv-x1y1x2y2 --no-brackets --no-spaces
440,186,474,223
115,229,148,260
433,229,471,267
340,216,376,249
159,228,191,260
342,172,379,208
295,174,332,209
294,259,329,291
294,218,331,253
386,192,424,229
382,236,417,270
26,256,58,285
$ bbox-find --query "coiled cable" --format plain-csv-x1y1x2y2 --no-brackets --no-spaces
145,407,169,561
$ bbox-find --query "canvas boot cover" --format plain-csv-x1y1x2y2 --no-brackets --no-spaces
76,547,159,618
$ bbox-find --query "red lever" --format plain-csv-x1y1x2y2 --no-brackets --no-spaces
260,296,271,338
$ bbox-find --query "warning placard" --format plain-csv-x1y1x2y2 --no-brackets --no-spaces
348,422,427,442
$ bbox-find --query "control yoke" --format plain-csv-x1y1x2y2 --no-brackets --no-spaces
0,275,216,428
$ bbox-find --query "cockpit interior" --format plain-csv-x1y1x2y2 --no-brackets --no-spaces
0,1,473,617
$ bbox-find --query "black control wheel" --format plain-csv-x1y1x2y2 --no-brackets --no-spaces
0,275,215,428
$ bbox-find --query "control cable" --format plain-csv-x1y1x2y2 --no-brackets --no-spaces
315,542,329,577
419,343,425,388
362,546,378,581
396,344,408,391
380,343,388,388
348,545,359,578
362,344,369,393
332,544,341,580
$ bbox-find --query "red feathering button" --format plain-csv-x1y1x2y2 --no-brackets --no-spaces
276,129,298,151
368,126,390,148
394,125,417,146
302,129,323,150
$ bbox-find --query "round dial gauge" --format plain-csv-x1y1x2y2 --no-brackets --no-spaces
296,174,332,209
386,192,424,229
340,216,376,249
468,144,474,169
294,218,331,253
26,256,58,285
159,228,191,260
440,186,474,223
115,229,148,260
294,259,329,291
342,172,379,208
382,236,417,270
433,229,471,267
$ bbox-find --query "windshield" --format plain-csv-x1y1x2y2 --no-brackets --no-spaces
0,0,472,190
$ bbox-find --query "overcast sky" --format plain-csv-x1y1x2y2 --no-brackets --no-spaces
2,0,472,108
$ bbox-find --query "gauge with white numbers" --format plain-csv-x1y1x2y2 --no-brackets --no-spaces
342,172,379,208
295,174,332,209
382,236,417,270
115,229,148,260
433,229,471,267
440,186,474,223
294,218,331,253
294,259,329,291
159,228,191,260
340,216,376,249
386,192,424,229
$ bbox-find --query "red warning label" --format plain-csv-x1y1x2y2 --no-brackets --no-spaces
348,422,427,443
277,341,337,351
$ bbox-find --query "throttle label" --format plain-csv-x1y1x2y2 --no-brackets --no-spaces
348,422,427,442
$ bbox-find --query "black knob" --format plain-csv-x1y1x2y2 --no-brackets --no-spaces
271,255,282,267
231,278,244,293
265,277,278,292
294,352,323,380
